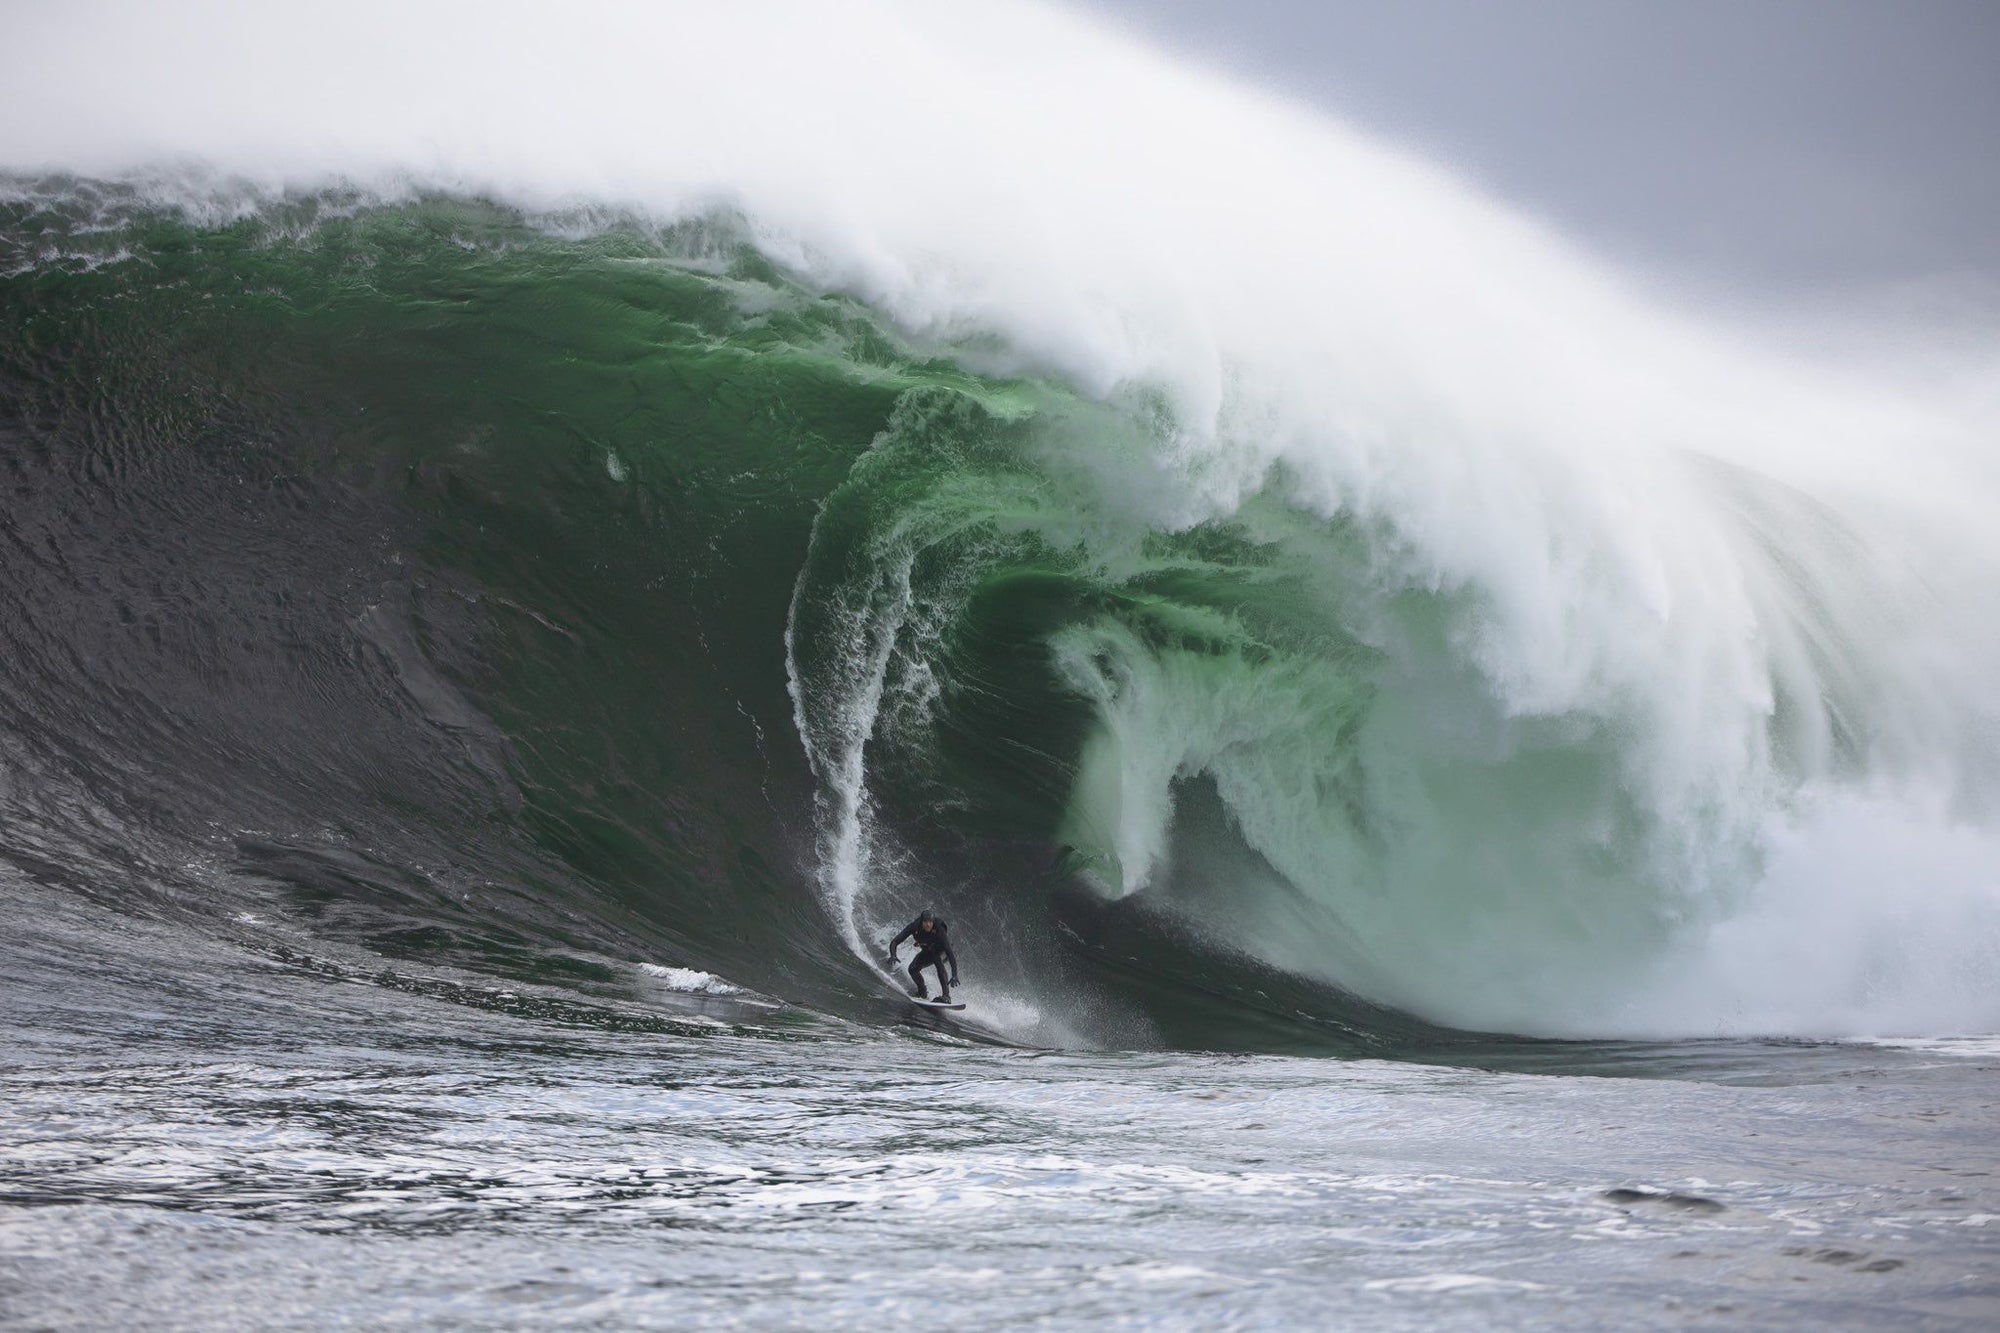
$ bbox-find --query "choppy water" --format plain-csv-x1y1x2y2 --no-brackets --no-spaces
6,878,1996,1329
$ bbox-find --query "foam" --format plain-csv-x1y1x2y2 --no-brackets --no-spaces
639,964,745,997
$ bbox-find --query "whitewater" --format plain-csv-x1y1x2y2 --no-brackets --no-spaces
2,0,1997,1326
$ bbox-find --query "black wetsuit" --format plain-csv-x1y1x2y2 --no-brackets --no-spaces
889,916,958,1000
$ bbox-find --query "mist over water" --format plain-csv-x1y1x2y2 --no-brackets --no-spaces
4,0,1998,1041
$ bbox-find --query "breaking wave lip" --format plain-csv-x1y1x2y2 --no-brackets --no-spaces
2,1,1997,1044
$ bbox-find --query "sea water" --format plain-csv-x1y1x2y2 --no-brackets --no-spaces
3,4,1998,1327
5,879,1997,1328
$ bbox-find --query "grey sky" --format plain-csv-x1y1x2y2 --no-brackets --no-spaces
1079,0,2000,304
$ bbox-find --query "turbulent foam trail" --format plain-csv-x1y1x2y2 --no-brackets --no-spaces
4,0,1999,1039
783,463,938,960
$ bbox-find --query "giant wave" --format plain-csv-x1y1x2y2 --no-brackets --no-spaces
2,0,1997,1044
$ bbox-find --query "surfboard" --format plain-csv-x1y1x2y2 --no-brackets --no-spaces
909,995,966,1010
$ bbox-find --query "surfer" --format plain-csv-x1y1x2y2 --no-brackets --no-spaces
888,910,958,1003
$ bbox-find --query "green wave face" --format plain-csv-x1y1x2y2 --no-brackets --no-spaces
0,186,1854,1043
2,189,915,999
783,354,1693,1036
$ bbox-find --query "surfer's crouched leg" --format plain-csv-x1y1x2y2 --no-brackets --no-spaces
907,954,929,999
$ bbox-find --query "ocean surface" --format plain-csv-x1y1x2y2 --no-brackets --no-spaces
3,3,1999,1327
7,875,1999,1329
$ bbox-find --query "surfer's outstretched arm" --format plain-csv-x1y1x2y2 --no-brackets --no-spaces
886,917,919,960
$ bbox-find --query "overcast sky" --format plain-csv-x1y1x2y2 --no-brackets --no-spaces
1079,0,2000,308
